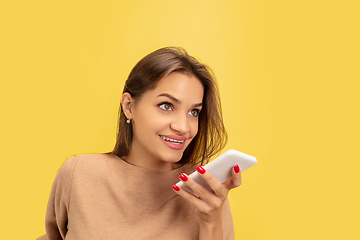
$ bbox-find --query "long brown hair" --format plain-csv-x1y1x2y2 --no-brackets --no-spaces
111,47,227,165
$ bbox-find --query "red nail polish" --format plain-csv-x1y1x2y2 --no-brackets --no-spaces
179,173,188,181
234,165,240,173
172,185,180,191
196,166,206,174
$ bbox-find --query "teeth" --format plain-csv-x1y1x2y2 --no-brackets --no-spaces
160,135,184,144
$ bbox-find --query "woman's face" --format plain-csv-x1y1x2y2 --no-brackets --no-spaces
124,72,204,171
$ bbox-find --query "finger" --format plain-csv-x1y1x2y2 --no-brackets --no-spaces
195,166,228,200
172,183,212,213
223,165,242,190
178,172,225,209
179,173,217,200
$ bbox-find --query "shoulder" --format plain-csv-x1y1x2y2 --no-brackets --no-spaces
67,152,116,169
52,153,121,195
57,153,115,178
53,155,78,186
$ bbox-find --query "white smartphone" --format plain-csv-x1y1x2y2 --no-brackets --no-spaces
176,149,257,194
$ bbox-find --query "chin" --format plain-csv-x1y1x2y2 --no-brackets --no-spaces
161,150,185,163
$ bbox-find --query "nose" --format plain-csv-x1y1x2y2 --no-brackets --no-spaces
170,113,190,135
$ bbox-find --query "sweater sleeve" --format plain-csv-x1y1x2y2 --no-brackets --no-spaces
222,198,235,240
37,156,78,240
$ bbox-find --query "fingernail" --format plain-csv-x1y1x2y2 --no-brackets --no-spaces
179,173,188,181
234,165,240,173
172,185,180,191
196,166,206,174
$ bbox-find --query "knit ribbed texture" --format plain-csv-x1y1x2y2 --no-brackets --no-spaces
37,153,234,239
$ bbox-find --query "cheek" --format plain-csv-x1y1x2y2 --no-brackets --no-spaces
190,120,199,138
145,111,171,132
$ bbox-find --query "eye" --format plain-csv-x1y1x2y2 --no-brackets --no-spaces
189,109,200,117
158,102,173,111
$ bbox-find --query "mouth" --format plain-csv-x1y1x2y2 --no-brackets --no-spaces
159,135,187,150
159,135,185,145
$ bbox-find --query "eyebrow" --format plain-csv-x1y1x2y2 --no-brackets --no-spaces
157,93,203,107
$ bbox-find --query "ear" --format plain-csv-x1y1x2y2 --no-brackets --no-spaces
121,92,134,119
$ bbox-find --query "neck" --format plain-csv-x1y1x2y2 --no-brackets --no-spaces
122,147,174,172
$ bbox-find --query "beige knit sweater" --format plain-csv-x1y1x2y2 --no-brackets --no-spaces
37,153,234,239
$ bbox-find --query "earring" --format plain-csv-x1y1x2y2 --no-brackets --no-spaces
126,119,130,124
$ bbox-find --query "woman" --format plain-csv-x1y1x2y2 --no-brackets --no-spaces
38,47,241,240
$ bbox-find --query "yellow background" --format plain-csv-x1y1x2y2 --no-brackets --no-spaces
1,0,359,239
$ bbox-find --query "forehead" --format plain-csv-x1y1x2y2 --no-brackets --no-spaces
146,72,204,102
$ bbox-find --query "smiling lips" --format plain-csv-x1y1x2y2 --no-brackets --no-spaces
159,135,187,150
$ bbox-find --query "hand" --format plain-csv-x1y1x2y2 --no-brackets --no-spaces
172,165,242,224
